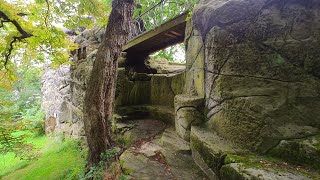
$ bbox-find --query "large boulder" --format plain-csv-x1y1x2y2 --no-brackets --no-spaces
190,0,320,152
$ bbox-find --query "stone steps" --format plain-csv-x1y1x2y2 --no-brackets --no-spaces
190,126,320,180
115,105,175,125
118,121,207,179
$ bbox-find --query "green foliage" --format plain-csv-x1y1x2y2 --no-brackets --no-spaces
100,147,119,161
83,147,120,180
134,0,194,62
0,125,29,158
0,135,47,177
0,137,86,179
0,65,44,156
119,175,128,180
134,0,196,22
151,43,185,63
0,0,111,70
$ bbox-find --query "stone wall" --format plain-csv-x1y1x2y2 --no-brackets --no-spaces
41,26,186,136
191,0,320,152
182,0,320,178
41,27,105,138
41,65,71,134
115,59,186,125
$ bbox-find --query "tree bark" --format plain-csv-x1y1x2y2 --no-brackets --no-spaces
83,0,134,167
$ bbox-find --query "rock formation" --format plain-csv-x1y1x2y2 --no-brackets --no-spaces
41,27,105,138
193,0,320,153
41,0,320,178
184,0,320,178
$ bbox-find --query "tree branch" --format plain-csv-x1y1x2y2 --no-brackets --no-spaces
44,0,50,27
0,10,33,67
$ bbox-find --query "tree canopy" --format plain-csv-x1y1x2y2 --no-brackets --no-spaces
0,0,112,156
0,0,189,158
0,0,111,71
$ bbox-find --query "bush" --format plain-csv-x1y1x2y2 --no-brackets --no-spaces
82,147,120,180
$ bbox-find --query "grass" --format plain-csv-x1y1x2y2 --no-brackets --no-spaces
0,133,86,180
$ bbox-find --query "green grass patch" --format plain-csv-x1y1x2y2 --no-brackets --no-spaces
0,133,47,177
0,135,86,180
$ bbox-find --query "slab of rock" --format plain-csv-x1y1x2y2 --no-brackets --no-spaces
189,0,320,153
174,95,204,140
115,105,175,125
220,163,311,180
120,128,206,180
116,119,166,146
268,135,320,170
190,126,242,178
160,128,191,153
148,58,186,74
120,148,175,180
189,126,319,179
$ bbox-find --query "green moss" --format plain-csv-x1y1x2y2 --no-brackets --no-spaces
275,54,285,64
223,153,267,170
117,135,130,147
220,164,245,180
190,134,226,175
128,81,151,105
223,153,320,179
119,175,128,180
316,135,320,150
119,159,133,176
224,154,251,165
268,136,320,170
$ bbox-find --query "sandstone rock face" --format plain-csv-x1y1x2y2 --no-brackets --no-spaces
41,65,71,135
41,27,105,138
115,71,185,125
174,95,204,141
68,27,105,138
184,19,205,97
114,58,187,128
190,0,320,152
220,163,311,180
268,135,320,170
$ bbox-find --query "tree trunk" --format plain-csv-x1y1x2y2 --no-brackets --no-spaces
83,0,134,167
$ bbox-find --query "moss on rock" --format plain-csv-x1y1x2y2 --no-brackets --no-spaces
268,135,320,170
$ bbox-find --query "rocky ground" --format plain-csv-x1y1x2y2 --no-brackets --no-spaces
112,118,207,180
107,117,320,180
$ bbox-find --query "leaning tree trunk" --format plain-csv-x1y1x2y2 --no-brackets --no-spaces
83,0,134,167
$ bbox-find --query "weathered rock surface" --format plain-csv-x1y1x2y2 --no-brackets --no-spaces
114,119,167,146
220,163,311,180
41,65,72,135
115,66,186,125
268,135,320,170
41,27,105,138
190,126,241,178
189,0,320,153
115,68,185,109
184,19,205,97
179,1,320,177
190,126,319,179
148,58,185,74
119,124,206,180
175,95,204,140
115,105,175,125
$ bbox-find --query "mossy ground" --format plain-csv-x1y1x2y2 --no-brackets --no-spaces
0,133,86,180
267,135,320,171
224,153,320,179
